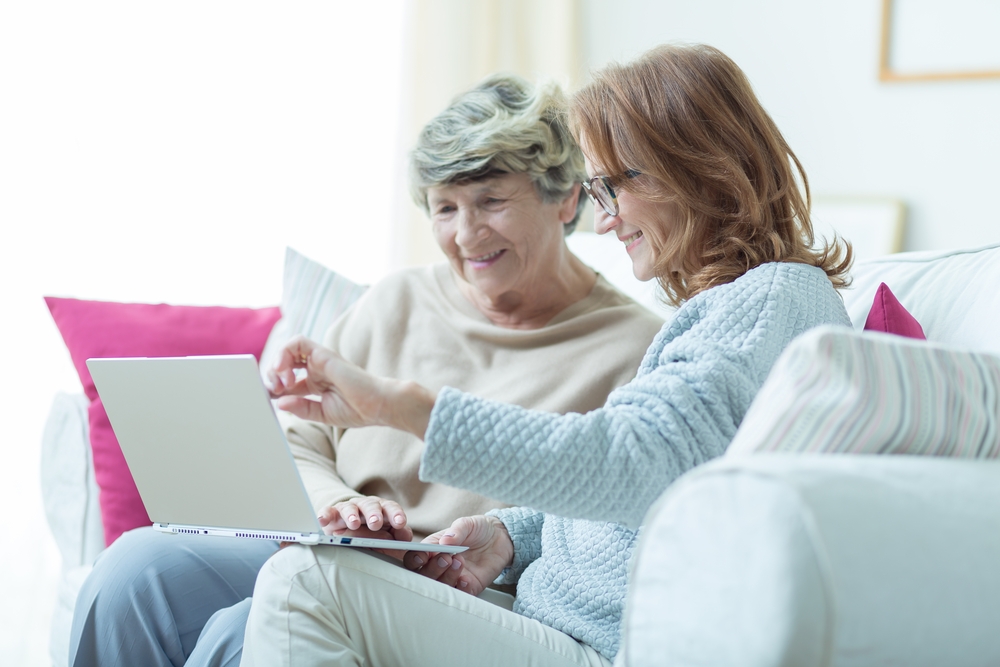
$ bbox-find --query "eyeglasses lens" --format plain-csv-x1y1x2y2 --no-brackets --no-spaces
593,178,617,216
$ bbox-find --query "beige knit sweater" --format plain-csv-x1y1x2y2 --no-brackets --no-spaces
281,262,664,539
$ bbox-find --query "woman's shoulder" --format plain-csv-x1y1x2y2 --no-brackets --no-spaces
330,265,442,333
346,264,446,313
698,261,839,311
660,262,849,346
365,264,439,295
746,261,844,311
325,265,451,360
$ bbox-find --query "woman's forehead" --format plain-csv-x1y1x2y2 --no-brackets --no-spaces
429,172,531,199
579,142,610,177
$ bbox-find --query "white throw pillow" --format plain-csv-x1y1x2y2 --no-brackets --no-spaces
258,247,367,375
843,242,1000,353
726,325,1000,457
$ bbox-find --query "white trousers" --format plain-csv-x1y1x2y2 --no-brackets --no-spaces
242,545,611,667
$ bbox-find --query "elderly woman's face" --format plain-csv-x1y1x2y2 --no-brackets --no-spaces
428,172,575,304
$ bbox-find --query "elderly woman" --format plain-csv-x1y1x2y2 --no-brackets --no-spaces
67,75,663,667
243,44,854,666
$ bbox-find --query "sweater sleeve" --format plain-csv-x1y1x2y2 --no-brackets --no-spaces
421,339,752,530
485,506,545,585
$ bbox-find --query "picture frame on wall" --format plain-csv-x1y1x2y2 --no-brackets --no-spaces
811,197,906,263
879,0,1000,83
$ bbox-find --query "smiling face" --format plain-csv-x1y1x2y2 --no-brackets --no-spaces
428,172,578,309
582,153,682,282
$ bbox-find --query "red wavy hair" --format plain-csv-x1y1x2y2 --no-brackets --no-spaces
571,44,851,306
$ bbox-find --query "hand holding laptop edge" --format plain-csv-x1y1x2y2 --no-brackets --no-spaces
403,515,515,596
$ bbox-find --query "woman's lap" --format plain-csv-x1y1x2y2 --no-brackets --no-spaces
69,527,277,667
242,545,609,667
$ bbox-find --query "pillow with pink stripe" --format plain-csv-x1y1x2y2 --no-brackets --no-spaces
726,326,1000,458
45,297,281,546
863,282,925,339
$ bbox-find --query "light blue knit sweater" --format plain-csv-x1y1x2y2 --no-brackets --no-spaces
421,262,852,661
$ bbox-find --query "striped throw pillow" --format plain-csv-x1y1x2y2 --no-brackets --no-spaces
258,247,367,375
726,325,1000,457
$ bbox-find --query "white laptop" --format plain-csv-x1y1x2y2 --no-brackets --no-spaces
86,354,465,554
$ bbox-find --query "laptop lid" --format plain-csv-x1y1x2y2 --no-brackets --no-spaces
88,355,323,534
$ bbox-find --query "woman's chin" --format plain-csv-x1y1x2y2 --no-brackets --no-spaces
456,268,513,301
630,263,656,282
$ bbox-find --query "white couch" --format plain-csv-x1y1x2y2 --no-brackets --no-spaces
624,243,1000,666
41,238,1000,666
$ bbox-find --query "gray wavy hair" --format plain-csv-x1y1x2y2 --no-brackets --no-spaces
410,74,587,234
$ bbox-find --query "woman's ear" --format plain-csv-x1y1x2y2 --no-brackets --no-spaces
559,184,582,224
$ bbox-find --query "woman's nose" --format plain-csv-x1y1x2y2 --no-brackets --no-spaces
593,208,619,236
455,210,489,245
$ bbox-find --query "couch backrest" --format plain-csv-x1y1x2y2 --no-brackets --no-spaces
843,243,1000,354
571,231,1000,354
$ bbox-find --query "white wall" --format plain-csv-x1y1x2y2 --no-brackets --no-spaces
0,3,402,664
582,0,1000,252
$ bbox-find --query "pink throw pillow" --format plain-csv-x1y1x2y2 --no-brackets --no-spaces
863,282,926,340
45,297,281,546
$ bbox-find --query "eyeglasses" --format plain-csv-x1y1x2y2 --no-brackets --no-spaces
581,169,641,217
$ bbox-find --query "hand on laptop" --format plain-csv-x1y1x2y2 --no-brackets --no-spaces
319,495,410,536
317,495,414,559
402,515,514,596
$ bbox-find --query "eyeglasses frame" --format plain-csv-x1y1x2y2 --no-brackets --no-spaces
581,169,641,217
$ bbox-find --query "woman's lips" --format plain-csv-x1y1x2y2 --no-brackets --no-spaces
466,248,507,269
622,231,644,252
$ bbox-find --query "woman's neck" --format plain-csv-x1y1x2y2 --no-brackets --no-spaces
454,251,597,330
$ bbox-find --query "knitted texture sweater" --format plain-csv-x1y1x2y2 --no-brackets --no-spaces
421,262,853,661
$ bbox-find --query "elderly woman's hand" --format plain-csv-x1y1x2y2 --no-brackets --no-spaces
402,515,514,596
268,336,438,437
320,495,410,535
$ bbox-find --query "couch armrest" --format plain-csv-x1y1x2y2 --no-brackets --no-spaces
40,392,104,569
624,454,1000,667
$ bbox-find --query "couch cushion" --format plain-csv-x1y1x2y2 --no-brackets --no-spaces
726,326,1000,457
626,455,1000,667
45,297,280,546
843,243,1000,353
258,247,367,376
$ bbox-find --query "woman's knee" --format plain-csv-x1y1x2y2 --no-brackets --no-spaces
71,528,194,666
77,527,173,609
254,544,318,591
79,528,274,617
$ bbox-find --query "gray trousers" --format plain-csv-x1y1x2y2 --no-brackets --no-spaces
69,527,279,667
